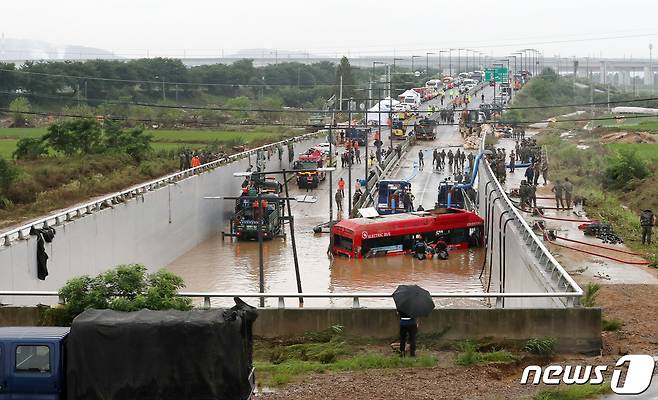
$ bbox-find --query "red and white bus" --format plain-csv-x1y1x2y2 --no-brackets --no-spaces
331,208,484,258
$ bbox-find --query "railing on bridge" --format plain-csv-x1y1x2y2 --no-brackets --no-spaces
0,290,583,309
0,130,325,247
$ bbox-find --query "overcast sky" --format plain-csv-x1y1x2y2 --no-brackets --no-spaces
3,0,658,59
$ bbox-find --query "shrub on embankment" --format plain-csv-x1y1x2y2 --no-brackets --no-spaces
49,264,192,325
0,118,299,229
536,130,658,264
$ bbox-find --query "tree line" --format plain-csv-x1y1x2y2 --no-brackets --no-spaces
0,58,361,109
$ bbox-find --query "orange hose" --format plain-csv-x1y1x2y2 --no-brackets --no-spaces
554,235,643,256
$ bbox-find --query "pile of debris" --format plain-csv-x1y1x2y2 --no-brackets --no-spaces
463,134,480,150
583,222,624,245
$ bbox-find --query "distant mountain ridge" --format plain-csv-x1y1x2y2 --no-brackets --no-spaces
0,37,117,61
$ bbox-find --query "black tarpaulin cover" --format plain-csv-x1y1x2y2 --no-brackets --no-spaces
66,300,257,400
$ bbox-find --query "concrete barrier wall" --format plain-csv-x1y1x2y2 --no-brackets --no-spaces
0,135,322,305
254,308,601,354
477,156,576,308
0,306,602,354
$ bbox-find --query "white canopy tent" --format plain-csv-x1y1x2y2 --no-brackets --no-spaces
366,98,399,123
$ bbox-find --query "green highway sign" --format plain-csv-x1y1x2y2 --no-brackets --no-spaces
485,67,509,83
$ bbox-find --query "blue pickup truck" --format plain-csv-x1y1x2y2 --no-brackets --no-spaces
0,306,257,400
0,327,68,400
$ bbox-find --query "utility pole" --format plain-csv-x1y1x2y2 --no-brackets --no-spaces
329,111,335,224
348,98,353,212
281,169,303,306
257,191,264,307
650,43,654,94
339,74,343,111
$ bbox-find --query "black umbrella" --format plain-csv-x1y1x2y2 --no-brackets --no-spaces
392,285,435,318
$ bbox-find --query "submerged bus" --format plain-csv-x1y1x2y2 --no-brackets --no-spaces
331,208,484,258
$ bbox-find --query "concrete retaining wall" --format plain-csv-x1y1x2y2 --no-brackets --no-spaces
254,308,601,354
0,306,601,354
0,135,322,305
477,158,568,308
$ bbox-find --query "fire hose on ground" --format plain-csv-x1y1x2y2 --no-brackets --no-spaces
534,221,651,266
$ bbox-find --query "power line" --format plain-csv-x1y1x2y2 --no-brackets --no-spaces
2,107,655,130
2,90,657,114
0,67,399,89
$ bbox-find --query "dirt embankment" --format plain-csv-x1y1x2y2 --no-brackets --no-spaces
259,284,658,400
600,131,658,144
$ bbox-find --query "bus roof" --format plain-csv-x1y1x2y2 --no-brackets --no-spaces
333,208,484,238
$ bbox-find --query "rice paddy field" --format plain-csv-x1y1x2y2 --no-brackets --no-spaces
607,143,658,162
0,128,290,158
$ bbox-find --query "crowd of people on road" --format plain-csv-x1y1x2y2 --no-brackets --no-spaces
340,139,362,168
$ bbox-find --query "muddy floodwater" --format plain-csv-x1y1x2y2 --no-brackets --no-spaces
166,215,487,308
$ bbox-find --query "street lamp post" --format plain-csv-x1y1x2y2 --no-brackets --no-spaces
439,50,449,75
371,61,384,108
457,49,461,74
426,52,436,76
154,75,165,101
449,49,453,76
411,55,421,75
493,62,504,103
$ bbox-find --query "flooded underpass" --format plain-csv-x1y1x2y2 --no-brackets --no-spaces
166,85,496,308
165,187,487,308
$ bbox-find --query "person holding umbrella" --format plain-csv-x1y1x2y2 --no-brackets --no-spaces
392,285,435,357
398,311,417,357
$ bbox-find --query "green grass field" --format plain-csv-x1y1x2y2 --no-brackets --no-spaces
0,128,47,139
600,116,658,132
0,139,18,158
607,143,658,162
147,129,279,143
0,128,287,158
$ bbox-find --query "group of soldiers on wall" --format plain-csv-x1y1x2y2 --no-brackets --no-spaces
177,141,297,172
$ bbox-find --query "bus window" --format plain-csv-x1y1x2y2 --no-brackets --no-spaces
362,235,413,255
447,228,469,244
334,235,353,252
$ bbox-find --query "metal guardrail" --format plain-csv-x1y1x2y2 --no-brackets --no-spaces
479,126,583,304
0,130,324,246
350,136,414,214
0,290,582,309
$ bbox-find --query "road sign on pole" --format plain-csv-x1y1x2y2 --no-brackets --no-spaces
486,67,508,83
495,67,508,83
